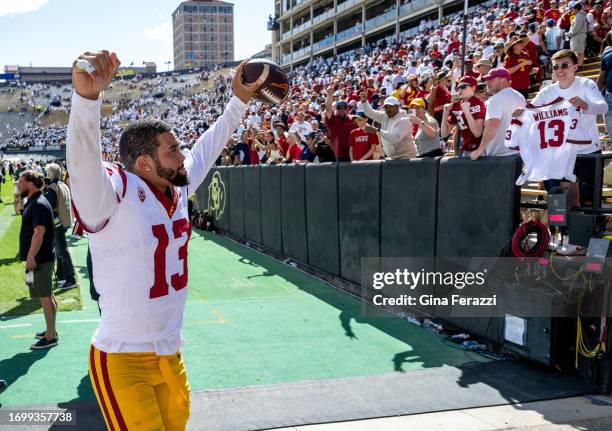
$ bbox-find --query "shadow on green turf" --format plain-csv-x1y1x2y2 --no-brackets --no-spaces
57,374,96,404
0,255,19,266
194,231,485,373
0,349,50,402
0,288,81,320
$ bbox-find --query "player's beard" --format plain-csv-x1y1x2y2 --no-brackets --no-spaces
155,160,189,187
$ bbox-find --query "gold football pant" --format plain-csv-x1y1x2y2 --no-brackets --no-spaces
88,345,190,430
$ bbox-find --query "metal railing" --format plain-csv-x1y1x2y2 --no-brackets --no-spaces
336,23,363,43
312,8,334,25
336,0,360,14
292,46,311,60
364,8,396,31
313,35,335,52
293,19,312,35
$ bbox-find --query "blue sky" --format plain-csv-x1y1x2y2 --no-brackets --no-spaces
0,0,273,71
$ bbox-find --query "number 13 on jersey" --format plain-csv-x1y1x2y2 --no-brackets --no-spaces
150,219,191,299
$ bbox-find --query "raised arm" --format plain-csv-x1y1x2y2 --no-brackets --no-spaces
184,61,261,195
325,82,335,120
360,91,386,123
66,50,122,231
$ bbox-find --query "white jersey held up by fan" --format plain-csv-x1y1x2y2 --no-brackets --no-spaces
530,53,607,156
505,97,592,185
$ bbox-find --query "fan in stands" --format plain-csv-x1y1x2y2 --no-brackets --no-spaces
241,59,289,106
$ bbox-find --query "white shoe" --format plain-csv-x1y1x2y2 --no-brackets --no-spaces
555,244,586,256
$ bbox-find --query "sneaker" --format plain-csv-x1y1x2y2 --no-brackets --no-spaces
30,337,58,350
555,243,587,256
0,379,6,391
56,279,66,286
35,331,59,340
59,281,77,289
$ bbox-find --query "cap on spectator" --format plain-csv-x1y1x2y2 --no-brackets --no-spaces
231,133,240,140
275,123,288,131
409,98,426,109
352,111,367,120
465,58,474,64
547,18,555,25
476,59,492,67
572,1,582,9
382,96,401,107
482,67,511,81
458,76,478,87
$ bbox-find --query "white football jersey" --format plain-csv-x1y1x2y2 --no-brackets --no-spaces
67,92,247,354
504,97,591,185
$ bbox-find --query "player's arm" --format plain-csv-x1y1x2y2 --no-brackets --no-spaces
67,50,121,231
185,62,262,195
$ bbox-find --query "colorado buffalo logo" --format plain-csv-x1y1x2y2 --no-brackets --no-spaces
207,171,226,221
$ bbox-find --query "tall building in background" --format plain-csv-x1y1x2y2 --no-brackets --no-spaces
173,0,234,70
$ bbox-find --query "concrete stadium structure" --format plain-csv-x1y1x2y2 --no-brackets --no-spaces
271,0,484,67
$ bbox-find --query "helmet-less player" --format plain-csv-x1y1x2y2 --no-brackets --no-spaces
67,50,262,430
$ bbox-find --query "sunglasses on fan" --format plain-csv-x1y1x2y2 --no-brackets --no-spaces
552,63,572,71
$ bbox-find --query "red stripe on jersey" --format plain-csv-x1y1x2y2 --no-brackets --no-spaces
567,139,591,145
89,346,115,431
100,351,128,431
71,201,109,234
525,96,564,109
105,163,128,201
510,119,523,126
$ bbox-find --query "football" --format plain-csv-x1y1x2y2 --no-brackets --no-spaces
241,59,289,106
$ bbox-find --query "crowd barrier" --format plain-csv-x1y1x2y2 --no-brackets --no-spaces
197,155,522,277
195,156,582,347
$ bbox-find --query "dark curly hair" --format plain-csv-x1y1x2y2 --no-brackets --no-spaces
20,170,45,189
119,119,173,170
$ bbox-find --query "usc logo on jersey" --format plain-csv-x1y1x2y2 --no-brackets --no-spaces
137,186,146,202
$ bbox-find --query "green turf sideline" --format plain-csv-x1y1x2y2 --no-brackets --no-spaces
0,227,489,407
0,181,82,317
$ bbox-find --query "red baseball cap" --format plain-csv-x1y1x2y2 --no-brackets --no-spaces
458,76,478,87
482,67,511,81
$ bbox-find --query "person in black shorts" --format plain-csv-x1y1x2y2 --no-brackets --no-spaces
18,170,58,350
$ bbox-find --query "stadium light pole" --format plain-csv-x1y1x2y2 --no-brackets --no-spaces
456,0,469,156
166,61,171,72
460,0,468,76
